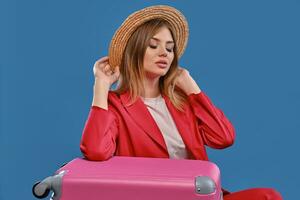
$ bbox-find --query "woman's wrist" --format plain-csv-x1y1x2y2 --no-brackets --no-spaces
92,78,110,109
182,79,201,95
94,78,111,89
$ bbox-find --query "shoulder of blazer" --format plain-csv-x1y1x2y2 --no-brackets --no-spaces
107,90,133,109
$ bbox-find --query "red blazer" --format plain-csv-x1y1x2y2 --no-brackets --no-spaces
80,91,235,161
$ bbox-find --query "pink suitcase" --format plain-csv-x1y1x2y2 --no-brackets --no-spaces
33,156,223,200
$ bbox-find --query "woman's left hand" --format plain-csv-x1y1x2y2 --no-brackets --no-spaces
175,67,201,95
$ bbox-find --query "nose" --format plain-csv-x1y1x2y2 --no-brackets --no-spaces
158,46,168,57
159,52,167,57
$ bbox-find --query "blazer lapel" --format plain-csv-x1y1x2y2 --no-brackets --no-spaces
162,94,194,156
120,92,168,153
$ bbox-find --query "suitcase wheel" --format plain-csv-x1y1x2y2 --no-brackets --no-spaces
32,181,50,199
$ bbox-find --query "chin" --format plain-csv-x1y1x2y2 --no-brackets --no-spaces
155,69,169,75
145,70,168,79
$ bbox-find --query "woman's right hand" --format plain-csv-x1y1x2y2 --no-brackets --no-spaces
93,56,120,86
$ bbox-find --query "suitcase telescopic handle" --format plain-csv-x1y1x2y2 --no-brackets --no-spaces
32,170,66,200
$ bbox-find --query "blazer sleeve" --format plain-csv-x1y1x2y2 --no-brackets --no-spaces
80,106,119,161
187,91,235,149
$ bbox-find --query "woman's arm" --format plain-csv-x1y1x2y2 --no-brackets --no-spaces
80,57,120,160
188,92,235,149
80,104,119,161
175,67,235,149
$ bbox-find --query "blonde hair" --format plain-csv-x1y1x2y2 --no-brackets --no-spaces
113,18,187,111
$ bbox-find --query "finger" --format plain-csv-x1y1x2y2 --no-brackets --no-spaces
106,70,113,76
103,64,112,73
95,58,109,69
176,68,183,75
94,57,108,68
96,56,109,64
113,66,120,77
98,61,109,70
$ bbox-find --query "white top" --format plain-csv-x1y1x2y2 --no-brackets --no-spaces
141,95,188,159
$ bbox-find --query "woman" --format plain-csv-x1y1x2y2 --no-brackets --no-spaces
80,5,282,200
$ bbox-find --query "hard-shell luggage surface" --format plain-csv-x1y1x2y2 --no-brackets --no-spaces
33,156,223,200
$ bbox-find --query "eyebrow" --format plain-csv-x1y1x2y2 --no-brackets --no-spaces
151,37,174,44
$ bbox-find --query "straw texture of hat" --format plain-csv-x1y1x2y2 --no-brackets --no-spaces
108,5,189,69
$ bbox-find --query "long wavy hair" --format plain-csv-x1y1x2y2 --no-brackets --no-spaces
113,18,187,111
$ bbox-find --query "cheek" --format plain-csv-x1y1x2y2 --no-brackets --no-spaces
169,54,174,64
144,50,154,65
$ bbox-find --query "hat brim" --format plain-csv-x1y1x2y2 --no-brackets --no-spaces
108,5,189,69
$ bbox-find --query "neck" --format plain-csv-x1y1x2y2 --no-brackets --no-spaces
142,76,161,98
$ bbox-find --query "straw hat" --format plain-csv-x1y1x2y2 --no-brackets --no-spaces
108,5,189,69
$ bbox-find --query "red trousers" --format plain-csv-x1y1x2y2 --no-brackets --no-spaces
224,188,283,200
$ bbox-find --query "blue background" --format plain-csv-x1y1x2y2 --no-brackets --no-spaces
1,0,299,199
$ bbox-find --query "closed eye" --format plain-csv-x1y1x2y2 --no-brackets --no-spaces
149,45,173,52
149,44,157,49
166,48,173,52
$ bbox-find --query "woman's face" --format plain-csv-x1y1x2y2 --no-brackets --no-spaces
143,26,175,79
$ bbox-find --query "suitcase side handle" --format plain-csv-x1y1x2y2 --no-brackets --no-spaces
195,176,216,194
32,170,67,200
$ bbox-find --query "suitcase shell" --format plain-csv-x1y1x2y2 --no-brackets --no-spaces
33,156,223,200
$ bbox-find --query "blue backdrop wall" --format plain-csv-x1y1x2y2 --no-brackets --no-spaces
1,0,299,199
